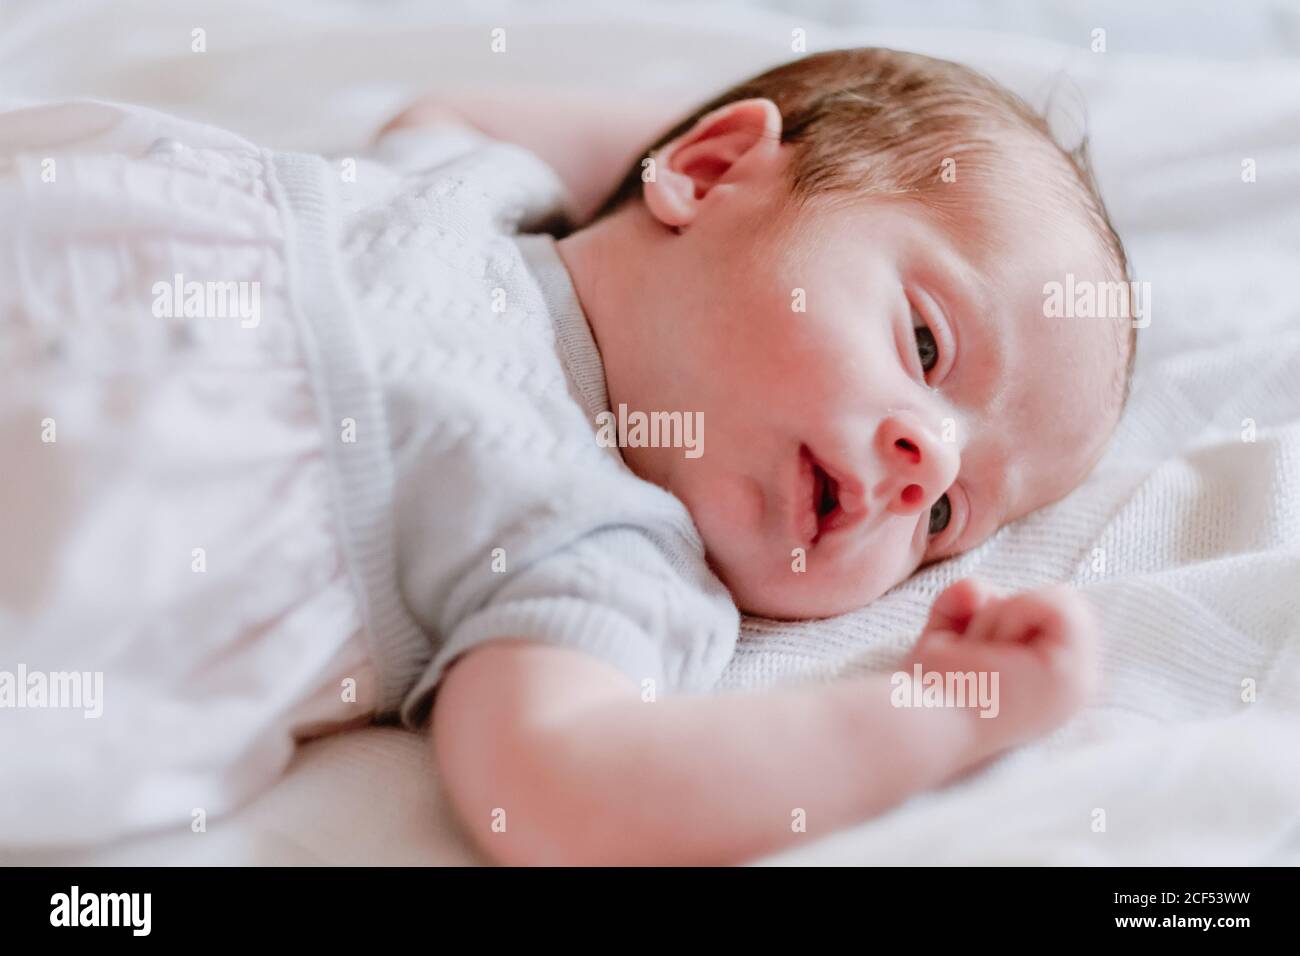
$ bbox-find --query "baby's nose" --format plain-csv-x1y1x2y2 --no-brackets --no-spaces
874,415,959,518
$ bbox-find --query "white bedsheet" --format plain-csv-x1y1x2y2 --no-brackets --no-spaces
2,0,1297,865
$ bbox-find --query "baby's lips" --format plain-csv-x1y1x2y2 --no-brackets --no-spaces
836,483,867,517
819,456,867,516
799,503,818,544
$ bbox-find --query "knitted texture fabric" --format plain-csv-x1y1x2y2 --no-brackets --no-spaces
0,104,739,847
735,317,1300,864
329,127,741,726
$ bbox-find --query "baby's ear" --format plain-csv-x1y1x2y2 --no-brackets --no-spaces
642,98,782,229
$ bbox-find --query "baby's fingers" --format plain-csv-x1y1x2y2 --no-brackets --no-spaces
922,577,1001,637
981,586,1093,648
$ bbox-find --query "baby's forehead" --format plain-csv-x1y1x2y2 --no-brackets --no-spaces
948,207,1130,529
826,186,1131,428
973,214,1129,400
888,137,1132,540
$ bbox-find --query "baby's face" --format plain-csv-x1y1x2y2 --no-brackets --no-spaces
611,167,1126,619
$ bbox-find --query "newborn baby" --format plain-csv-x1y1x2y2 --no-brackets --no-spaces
0,48,1133,863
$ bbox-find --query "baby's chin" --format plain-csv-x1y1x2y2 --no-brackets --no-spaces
706,546,899,621
683,473,905,618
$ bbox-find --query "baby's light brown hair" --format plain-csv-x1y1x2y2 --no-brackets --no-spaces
598,47,1136,405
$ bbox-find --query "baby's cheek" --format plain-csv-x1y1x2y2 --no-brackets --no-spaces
819,524,920,611
927,520,995,567
683,475,778,572
689,468,765,538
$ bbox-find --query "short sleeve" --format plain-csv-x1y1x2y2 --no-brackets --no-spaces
368,123,491,174
367,123,575,232
398,525,740,727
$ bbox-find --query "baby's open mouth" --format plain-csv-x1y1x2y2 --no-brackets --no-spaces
801,444,845,544
813,458,840,531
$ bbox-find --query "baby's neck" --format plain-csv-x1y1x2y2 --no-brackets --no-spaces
556,207,672,488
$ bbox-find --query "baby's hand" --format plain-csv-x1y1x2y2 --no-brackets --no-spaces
377,98,473,141
904,578,1099,759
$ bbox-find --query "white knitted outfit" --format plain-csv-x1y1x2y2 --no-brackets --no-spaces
0,101,738,844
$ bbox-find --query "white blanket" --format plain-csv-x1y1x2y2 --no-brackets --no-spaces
2,0,1297,865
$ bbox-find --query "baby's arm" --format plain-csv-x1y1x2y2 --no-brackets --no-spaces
432,579,1097,866
381,89,689,222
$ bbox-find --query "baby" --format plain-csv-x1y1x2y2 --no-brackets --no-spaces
0,48,1133,864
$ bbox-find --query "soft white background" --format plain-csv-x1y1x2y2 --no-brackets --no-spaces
1,0,1298,865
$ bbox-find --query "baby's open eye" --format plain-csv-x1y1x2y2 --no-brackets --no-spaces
912,307,938,374
928,493,951,535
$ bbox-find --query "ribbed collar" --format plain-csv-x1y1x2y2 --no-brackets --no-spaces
514,233,611,424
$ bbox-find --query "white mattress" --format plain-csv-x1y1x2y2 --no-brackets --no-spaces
2,0,1298,865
